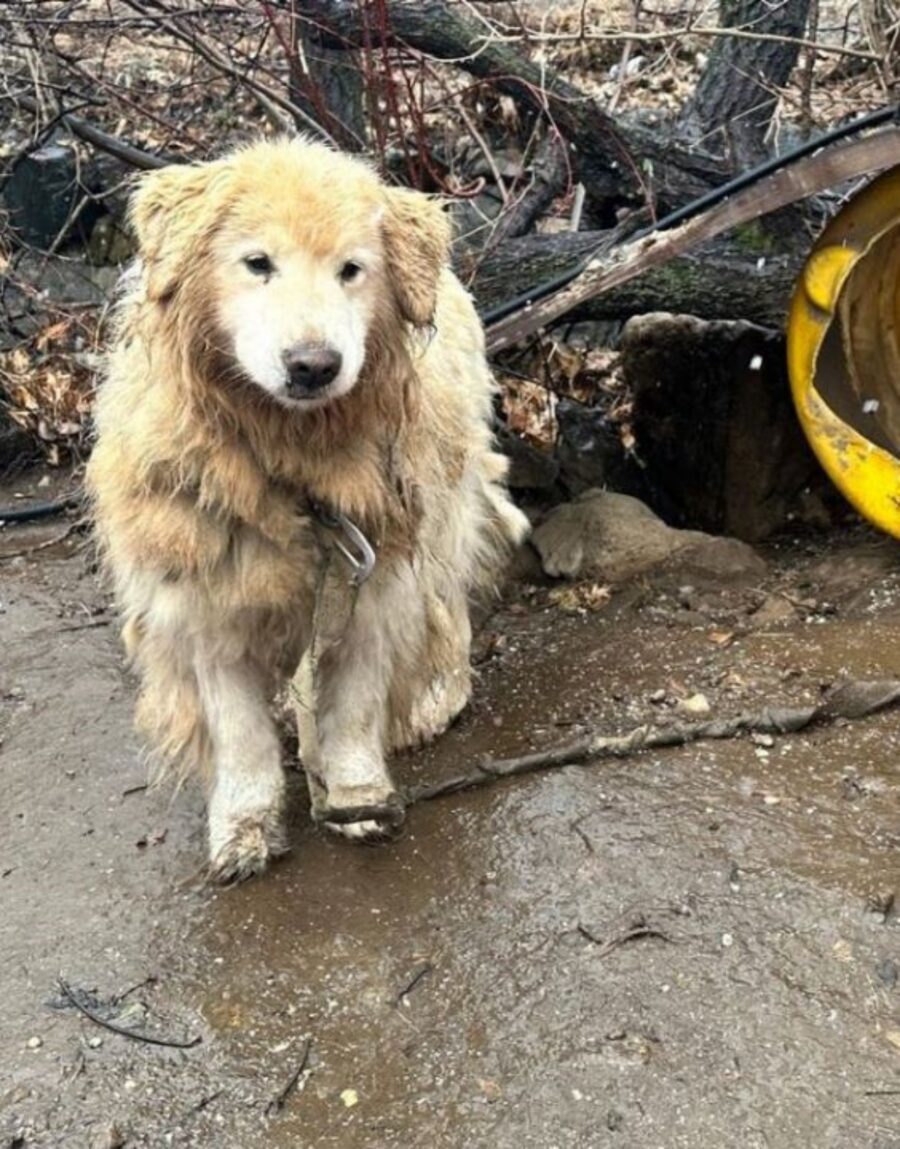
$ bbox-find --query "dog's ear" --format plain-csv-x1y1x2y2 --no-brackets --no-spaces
130,162,228,303
381,187,451,327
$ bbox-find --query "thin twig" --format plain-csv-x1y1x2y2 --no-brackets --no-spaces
10,94,172,170
266,1037,312,1115
57,618,112,633
578,914,672,957
0,525,78,562
394,962,433,1006
486,23,881,62
404,680,900,807
57,977,202,1050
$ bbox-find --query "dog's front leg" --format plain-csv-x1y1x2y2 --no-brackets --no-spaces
305,566,417,841
196,652,287,880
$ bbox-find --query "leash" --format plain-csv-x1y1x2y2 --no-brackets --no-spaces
290,501,404,830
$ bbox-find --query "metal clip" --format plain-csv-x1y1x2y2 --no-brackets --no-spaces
309,499,377,585
332,512,376,585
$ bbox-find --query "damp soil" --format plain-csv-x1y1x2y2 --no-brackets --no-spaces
2,470,900,1149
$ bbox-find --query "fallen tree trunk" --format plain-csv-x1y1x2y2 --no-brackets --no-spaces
466,231,803,330
484,126,900,352
294,0,730,210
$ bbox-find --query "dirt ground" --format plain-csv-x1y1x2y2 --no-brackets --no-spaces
2,469,900,1149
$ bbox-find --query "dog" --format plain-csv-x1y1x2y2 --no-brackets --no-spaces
86,138,529,880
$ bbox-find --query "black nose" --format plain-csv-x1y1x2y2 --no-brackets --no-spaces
282,344,343,396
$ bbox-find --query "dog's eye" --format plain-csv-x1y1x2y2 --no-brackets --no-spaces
244,253,274,277
339,261,363,284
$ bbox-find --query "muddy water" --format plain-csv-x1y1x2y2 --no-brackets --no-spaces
2,523,900,1148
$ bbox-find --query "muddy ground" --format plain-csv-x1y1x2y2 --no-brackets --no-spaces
2,469,900,1149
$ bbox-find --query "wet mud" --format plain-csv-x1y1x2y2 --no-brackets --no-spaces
2,480,900,1148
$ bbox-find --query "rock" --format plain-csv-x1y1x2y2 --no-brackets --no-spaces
0,419,38,478
533,490,675,581
555,398,644,497
531,489,765,584
495,427,559,491
11,252,120,308
622,312,836,542
672,536,767,582
748,594,796,628
4,144,80,247
678,693,711,716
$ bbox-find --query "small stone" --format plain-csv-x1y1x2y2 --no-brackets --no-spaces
649,689,667,704
26,1035,43,1050
479,1079,502,1103
749,595,796,628
88,1035,103,1049
877,959,898,988
865,889,896,917
751,733,775,748
339,1089,359,1108
721,933,734,948
679,693,711,717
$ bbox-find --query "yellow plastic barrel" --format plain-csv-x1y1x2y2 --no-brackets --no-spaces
787,166,900,539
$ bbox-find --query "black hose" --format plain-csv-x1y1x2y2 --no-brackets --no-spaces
0,494,81,523
480,103,899,326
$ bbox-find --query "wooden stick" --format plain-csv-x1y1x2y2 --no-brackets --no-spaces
404,679,900,806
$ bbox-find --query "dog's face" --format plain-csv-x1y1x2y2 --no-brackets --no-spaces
130,140,451,409
214,193,383,408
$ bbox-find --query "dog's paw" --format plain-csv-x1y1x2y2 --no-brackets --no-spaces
324,815,402,843
311,783,405,844
208,809,288,884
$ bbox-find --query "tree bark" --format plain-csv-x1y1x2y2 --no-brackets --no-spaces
294,0,730,212
681,0,813,163
465,230,803,330
288,0,367,149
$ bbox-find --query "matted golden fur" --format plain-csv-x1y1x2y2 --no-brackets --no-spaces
87,138,528,881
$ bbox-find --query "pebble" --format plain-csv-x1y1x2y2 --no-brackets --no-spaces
679,693,711,717
26,1035,43,1050
877,959,898,989
721,933,734,948
751,732,775,748
340,1088,359,1108
649,689,667,704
